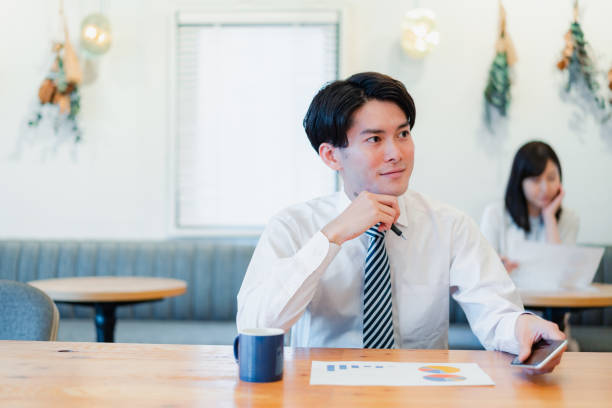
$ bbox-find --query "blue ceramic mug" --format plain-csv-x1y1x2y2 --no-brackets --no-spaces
233,328,284,382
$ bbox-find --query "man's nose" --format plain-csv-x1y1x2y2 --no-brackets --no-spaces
384,139,401,161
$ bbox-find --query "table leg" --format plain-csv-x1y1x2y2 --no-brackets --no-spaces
94,303,117,342
542,308,569,332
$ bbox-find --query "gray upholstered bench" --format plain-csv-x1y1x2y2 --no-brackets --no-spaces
1,240,610,351
0,239,255,345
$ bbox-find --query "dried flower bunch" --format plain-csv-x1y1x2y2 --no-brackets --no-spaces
26,2,83,144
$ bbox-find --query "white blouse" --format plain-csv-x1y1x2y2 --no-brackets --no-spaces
480,202,580,256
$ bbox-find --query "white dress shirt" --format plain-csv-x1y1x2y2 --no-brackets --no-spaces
480,202,580,256
237,190,525,354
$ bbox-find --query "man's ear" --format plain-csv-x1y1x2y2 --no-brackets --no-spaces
318,143,342,171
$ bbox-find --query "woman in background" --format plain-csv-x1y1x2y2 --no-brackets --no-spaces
481,141,580,274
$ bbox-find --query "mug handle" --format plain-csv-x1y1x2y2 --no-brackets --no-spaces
233,335,239,363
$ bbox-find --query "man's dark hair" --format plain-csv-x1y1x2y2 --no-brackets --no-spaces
303,72,416,152
505,141,563,234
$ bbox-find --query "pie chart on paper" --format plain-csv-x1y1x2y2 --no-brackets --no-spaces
422,374,467,382
418,365,461,374
419,365,466,382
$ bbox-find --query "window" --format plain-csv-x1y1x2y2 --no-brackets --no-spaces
173,11,340,234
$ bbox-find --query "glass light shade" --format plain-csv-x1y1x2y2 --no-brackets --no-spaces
80,13,112,55
401,8,440,59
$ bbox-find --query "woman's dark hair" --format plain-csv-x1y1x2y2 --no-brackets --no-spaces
505,141,563,234
303,72,416,152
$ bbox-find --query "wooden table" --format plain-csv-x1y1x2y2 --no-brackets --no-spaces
519,283,612,330
1,341,610,407
28,277,187,343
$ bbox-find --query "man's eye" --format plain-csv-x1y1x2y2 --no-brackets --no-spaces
399,130,410,138
367,136,380,142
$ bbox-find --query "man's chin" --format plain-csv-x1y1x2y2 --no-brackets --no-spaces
374,184,409,197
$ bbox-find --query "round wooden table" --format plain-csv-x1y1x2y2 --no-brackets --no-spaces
519,283,612,330
29,277,187,343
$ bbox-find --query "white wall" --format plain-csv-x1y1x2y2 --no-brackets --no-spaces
1,0,611,243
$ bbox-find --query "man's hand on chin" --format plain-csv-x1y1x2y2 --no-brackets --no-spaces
515,314,567,375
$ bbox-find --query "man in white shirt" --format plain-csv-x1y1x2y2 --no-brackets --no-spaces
237,72,565,374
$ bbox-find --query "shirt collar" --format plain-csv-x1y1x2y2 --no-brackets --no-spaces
337,190,352,211
396,193,409,227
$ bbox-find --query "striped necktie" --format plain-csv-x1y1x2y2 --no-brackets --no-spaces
363,226,396,349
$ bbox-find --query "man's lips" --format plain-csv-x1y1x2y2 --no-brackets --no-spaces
380,169,405,176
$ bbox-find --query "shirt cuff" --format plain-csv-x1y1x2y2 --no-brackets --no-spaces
495,311,534,355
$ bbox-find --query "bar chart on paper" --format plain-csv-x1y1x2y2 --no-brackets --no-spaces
310,361,495,386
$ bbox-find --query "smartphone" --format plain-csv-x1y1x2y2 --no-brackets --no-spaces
510,339,568,369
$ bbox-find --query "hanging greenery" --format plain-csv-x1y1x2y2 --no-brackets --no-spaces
556,0,605,111
484,1,517,128
605,67,612,123
484,53,510,126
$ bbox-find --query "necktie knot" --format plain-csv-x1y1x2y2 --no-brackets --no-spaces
365,224,386,239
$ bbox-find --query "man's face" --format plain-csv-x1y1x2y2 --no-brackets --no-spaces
335,99,414,197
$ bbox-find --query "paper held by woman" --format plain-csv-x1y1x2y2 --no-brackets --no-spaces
507,241,604,290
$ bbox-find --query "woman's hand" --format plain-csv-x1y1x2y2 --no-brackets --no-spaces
542,185,564,244
542,185,565,221
501,256,519,274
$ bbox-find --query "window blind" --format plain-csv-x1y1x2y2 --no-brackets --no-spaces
175,11,339,231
